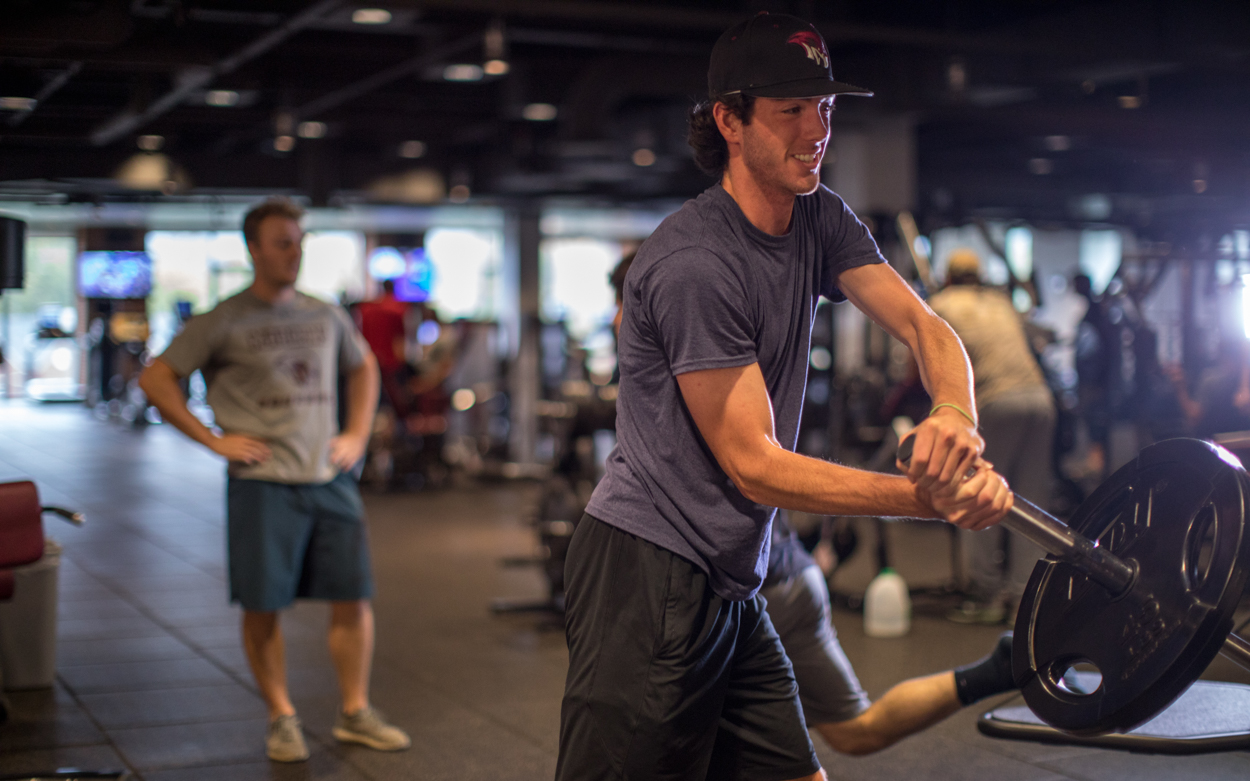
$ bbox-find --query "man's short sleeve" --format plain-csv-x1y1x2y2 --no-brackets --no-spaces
158,310,220,378
640,249,757,376
333,305,368,373
818,188,886,302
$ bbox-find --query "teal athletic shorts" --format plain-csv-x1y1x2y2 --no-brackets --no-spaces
226,472,374,612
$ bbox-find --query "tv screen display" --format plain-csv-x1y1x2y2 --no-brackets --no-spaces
78,251,153,298
393,248,433,303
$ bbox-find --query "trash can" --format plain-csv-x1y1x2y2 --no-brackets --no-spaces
0,539,61,690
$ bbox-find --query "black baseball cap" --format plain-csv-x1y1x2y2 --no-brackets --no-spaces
708,13,873,100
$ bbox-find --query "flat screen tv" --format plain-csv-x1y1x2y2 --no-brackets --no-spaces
78,251,153,298
393,248,433,303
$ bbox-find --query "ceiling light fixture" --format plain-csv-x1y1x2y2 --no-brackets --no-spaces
947,60,967,93
297,121,327,139
1118,95,1141,109
0,97,37,111
483,19,508,76
274,135,296,153
1044,135,1071,152
205,90,239,107
1028,158,1054,175
448,184,471,203
522,103,557,121
443,64,484,82
632,148,657,167
351,8,392,25
399,140,426,159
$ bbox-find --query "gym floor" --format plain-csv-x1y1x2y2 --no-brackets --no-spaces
1,402,1249,780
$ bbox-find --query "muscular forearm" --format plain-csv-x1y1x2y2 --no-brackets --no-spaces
910,314,976,421
740,445,936,520
138,361,220,450
342,355,380,438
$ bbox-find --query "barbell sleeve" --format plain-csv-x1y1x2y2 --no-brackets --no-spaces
896,433,1135,593
1004,497,1136,595
895,432,1250,675
1220,632,1250,671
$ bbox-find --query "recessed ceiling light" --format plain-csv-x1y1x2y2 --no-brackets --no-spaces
399,140,427,159
352,8,392,25
205,90,239,107
1118,95,1141,109
522,103,557,121
0,97,37,111
483,59,509,76
297,121,327,139
137,134,164,151
632,148,657,167
448,184,471,203
274,135,296,152
1043,135,1071,152
443,64,484,82
1028,157,1054,175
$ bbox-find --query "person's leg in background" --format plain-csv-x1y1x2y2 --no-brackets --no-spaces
949,398,1023,623
1002,389,1057,611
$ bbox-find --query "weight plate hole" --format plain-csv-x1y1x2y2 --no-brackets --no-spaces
1056,661,1103,696
1183,505,1217,591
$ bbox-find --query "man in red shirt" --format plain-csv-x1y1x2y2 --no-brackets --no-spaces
356,279,409,415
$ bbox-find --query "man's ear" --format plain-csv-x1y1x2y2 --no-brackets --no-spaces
712,102,742,147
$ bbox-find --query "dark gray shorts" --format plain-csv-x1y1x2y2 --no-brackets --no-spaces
226,472,374,612
558,515,820,781
762,565,871,725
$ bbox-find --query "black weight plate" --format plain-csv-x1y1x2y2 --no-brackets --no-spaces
1012,439,1250,735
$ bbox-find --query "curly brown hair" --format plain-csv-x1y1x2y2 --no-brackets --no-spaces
242,198,304,245
687,93,756,176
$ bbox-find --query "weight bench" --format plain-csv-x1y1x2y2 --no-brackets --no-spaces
980,673,1250,754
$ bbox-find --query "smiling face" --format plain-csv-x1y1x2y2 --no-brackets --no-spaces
247,215,303,288
732,96,834,198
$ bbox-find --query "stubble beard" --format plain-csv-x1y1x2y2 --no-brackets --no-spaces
741,133,821,198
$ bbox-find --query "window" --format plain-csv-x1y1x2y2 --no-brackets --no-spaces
1,236,77,397
298,231,366,304
540,237,620,340
423,228,501,320
1079,230,1122,295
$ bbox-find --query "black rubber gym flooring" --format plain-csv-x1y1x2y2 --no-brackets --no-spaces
1,401,1248,780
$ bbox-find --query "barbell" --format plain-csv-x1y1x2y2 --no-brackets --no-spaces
897,435,1250,735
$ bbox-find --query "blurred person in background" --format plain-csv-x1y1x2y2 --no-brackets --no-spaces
356,278,410,418
928,249,1055,624
1168,332,1250,440
139,199,409,763
1073,273,1121,478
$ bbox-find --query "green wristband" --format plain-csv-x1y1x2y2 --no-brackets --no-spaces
930,402,977,427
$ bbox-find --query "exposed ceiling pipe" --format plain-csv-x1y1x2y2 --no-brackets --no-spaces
294,33,480,120
406,0,1079,57
8,61,82,127
89,0,342,146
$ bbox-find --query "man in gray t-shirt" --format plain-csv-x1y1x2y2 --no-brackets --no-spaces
929,249,1055,622
557,14,1012,781
140,199,409,763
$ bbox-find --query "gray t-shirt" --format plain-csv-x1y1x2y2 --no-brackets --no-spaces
927,286,1046,406
585,183,884,601
160,289,367,485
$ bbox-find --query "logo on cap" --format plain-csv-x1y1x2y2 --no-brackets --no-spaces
787,31,829,69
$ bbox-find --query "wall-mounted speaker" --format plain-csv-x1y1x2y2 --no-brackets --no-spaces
0,216,26,290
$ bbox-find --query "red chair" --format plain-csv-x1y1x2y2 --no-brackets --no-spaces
0,481,82,601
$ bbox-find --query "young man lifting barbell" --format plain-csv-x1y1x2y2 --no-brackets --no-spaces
557,13,1012,781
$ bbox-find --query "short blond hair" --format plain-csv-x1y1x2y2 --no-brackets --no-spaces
242,198,304,245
